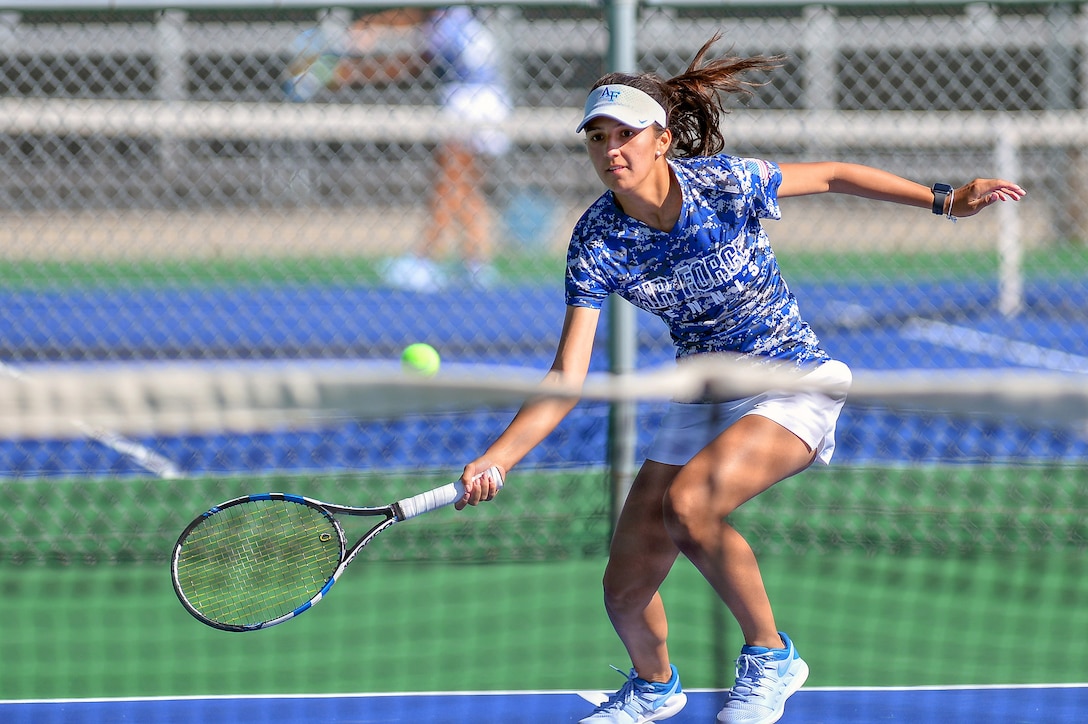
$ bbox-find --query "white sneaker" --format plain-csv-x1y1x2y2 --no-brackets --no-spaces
580,664,687,723
717,632,809,724
380,256,447,291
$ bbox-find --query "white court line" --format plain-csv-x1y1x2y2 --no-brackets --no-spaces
0,361,181,479
900,319,1088,373
4,682,1087,707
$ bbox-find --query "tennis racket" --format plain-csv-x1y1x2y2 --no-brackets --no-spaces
170,466,503,632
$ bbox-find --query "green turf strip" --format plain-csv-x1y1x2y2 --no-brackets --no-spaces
1,246,1085,288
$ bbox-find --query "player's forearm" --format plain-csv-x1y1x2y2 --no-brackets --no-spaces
483,389,580,472
483,304,597,473
826,163,935,208
779,161,933,209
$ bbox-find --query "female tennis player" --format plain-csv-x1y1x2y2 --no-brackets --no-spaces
457,34,1025,724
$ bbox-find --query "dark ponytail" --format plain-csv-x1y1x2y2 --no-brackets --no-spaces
588,33,782,158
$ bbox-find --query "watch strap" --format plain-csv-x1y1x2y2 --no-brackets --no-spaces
932,183,953,216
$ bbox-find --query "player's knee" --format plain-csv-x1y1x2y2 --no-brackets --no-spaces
661,489,695,548
662,479,727,549
601,570,656,617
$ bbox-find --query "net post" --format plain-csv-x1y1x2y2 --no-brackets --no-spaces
604,0,640,530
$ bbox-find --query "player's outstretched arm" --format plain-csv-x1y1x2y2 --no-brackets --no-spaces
778,161,1026,218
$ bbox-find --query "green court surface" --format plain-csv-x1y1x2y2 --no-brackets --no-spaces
2,465,1085,701
1,245,1085,288
2,551,1085,700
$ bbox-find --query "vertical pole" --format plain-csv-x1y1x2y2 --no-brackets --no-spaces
1044,3,1081,242
996,129,1023,317
800,5,836,160
604,0,639,530
801,4,836,112
156,10,186,186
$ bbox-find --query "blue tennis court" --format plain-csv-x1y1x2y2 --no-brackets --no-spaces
2,280,1086,477
5,686,1088,723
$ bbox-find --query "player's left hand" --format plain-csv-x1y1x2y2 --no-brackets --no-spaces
952,179,1027,218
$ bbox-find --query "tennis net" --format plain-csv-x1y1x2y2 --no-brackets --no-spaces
0,359,1085,719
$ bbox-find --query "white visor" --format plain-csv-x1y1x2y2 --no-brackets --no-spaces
576,84,667,132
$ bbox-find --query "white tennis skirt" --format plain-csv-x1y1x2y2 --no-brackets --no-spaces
645,359,852,467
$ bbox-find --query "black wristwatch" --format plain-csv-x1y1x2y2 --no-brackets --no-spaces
931,183,953,216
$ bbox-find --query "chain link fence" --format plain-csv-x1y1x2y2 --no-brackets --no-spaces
0,2,1086,557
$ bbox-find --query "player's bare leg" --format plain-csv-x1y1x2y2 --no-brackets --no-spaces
602,460,683,682
663,415,813,645
582,478,688,723
662,415,815,723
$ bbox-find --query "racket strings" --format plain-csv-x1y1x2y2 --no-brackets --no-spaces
175,499,342,627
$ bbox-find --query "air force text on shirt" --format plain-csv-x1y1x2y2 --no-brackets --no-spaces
629,243,749,314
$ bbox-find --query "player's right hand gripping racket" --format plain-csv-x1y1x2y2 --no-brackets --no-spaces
170,466,503,632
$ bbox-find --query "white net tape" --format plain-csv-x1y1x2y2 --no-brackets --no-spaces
2,357,1084,439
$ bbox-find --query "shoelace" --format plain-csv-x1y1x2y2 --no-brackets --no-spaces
593,665,657,717
727,652,774,703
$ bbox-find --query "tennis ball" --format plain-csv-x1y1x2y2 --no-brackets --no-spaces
401,343,441,377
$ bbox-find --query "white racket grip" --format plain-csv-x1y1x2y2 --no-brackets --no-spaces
396,466,504,520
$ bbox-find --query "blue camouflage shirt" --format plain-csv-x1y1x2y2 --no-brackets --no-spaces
565,154,828,366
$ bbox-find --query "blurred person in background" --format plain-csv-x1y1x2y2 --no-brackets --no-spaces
284,7,511,290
